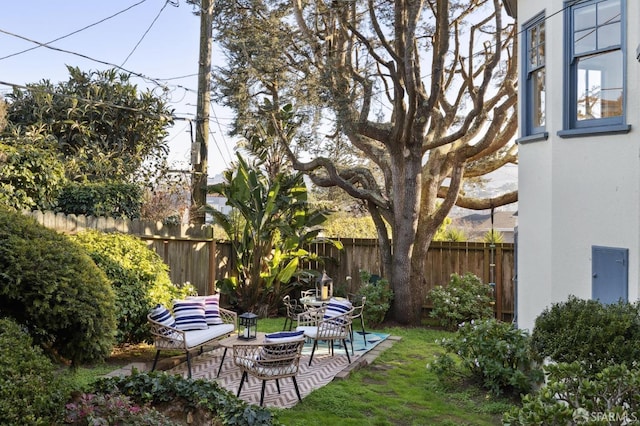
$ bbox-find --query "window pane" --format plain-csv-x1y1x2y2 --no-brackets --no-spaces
532,68,546,128
575,29,597,54
576,50,623,121
598,22,620,49
598,0,620,26
574,3,596,31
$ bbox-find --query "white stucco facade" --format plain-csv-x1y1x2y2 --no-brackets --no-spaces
514,0,640,330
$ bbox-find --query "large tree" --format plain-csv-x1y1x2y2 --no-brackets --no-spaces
212,0,517,324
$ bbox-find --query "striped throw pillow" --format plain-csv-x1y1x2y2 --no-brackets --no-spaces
149,304,176,329
323,298,353,323
188,294,223,325
172,299,208,331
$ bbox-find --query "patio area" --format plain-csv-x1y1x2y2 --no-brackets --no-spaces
107,332,399,409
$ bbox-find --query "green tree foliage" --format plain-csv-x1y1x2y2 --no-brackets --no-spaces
530,296,640,375
0,208,116,365
3,66,173,183
0,317,69,425
0,131,67,211
483,229,504,244
71,230,195,345
440,228,468,242
211,1,518,325
208,154,340,316
322,211,378,238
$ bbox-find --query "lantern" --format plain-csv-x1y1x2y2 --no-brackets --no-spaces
238,312,258,340
316,270,333,301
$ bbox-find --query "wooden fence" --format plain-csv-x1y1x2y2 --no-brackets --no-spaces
24,211,515,321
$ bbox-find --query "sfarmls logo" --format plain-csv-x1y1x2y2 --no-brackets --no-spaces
573,408,638,424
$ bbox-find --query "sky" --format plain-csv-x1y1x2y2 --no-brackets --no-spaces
0,0,235,177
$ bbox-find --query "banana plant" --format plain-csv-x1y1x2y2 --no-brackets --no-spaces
207,154,341,315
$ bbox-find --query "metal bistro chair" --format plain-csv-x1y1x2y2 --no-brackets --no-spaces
348,294,367,354
282,295,308,331
296,300,354,366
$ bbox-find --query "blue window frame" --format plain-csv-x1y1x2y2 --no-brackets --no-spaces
560,0,630,137
522,13,546,141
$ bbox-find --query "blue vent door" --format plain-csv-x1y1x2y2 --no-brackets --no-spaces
592,246,628,304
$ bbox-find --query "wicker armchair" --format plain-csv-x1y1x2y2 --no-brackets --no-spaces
233,338,305,406
296,304,354,366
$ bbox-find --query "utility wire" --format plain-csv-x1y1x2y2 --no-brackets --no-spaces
120,0,177,67
0,27,168,89
0,0,148,62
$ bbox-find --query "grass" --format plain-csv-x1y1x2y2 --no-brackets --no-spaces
74,318,517,425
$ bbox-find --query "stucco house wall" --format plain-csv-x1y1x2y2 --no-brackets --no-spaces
514,0,640,330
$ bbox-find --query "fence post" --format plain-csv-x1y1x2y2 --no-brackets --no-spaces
208,239,216,295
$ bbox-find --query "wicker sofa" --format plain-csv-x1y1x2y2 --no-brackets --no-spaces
147,307,237,378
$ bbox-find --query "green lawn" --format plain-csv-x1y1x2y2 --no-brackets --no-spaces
258,318,514,425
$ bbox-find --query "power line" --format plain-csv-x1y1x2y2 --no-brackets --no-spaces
120,0,177,67
0,26,168,89
0,0,148,62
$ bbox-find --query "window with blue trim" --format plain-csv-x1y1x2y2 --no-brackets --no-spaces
562,0,627,135
523,13,546,138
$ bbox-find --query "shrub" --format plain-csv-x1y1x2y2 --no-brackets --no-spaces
503,362,640,425
72,230,195,345
0,317,69,425
0,208,116,365
91,370,276,425
429,319,543,396
358,270,394,327
530,296,640,375
0,138,67,211
65,393,176,426
428,272,494,330
56,181,143,219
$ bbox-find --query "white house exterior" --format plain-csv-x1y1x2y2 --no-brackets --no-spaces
508,0,640,330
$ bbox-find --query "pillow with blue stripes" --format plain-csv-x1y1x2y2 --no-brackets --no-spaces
149,304,176,329
187,294,223,325
323,298,353,323
172,299,208,331
264,330,304,343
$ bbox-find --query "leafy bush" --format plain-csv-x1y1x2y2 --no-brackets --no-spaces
503,362,640,425
429,319,543,396
428,272,494,330
0,317,69,425
91,370,276,426
56,181,143,219
0,136,67,211
530,296,640,375
0,208,116,365
72,230,195,345
65,393,175,426
358,270,394,327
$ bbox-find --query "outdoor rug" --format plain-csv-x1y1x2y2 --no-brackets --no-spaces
167,331,389,408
